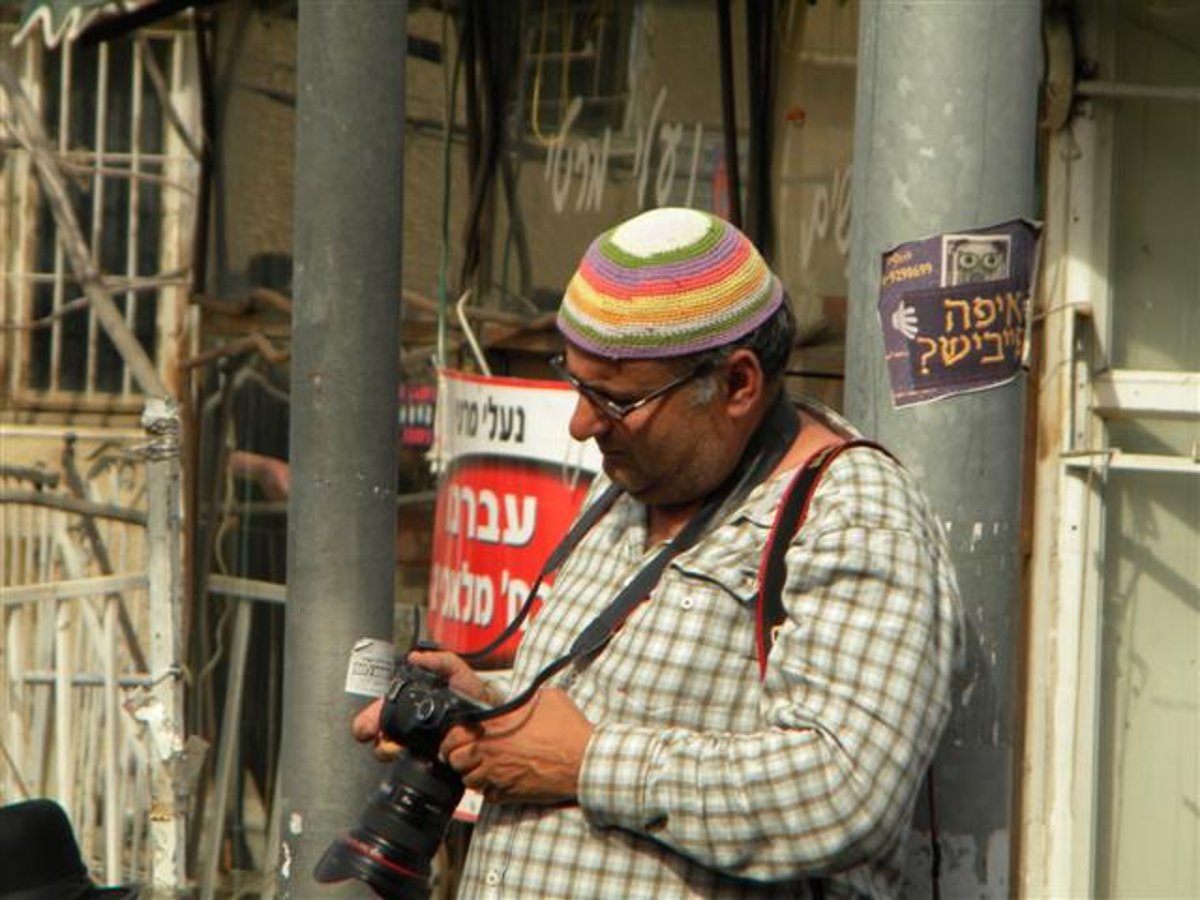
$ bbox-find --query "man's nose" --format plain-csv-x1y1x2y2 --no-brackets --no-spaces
568,393,611,442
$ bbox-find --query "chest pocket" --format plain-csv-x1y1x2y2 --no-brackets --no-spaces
646,506,774,659
659,551,759,647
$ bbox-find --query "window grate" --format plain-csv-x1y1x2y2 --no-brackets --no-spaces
524,0,633,138
2,27,197,407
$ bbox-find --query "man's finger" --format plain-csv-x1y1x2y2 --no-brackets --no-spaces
373,737,403,762
352,698,383,742
407,649,453,676
445,740,482,774
439,722,481,759
461,767,489,793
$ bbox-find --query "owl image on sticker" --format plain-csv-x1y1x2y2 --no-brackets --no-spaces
941,234,1012,286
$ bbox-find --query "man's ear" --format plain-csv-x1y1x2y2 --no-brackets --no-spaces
723,349,765,418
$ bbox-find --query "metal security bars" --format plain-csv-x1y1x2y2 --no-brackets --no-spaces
525,0,633,138
1,26,198,408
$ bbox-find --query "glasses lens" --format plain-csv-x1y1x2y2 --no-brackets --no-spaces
551,355,711,421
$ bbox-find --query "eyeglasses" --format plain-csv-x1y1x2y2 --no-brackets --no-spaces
549,354,714,421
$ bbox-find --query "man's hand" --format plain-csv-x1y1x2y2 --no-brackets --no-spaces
438,688,594,806
227,450,292,501
352,649,498,762
352,696,401,762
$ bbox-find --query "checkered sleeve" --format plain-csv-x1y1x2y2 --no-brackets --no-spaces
576,449,963,882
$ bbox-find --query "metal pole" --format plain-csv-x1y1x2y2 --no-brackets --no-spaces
143,397,187,893
844,3,1040,897
277,1,407,894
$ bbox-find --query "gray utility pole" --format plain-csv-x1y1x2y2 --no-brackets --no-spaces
278,1,407,894
845,3,1040,897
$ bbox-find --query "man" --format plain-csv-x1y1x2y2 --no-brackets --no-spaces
355,207,963,898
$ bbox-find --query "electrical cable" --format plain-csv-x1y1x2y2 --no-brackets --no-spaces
716,0,742,228
528,0,568,147
437,4,464,367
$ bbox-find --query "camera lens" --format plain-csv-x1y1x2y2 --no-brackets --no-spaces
314,750,465,899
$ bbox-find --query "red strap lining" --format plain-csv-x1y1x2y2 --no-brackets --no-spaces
754,440,891,680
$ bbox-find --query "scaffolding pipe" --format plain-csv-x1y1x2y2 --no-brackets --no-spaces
1076,79,1200,103
142,397,187,892
277,1,407,894
845,2,1040,896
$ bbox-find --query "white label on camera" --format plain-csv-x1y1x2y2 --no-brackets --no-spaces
344,638,395,697
453,788,484,823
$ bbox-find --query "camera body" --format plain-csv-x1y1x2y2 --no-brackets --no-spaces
314,663,488,899
379,662,485,758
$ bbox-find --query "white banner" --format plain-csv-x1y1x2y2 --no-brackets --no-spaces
430,369,602,474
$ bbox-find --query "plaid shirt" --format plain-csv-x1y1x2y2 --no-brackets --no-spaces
458,438,963,899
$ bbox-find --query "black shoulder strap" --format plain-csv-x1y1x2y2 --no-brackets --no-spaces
461,482,623,666
754,439,889,678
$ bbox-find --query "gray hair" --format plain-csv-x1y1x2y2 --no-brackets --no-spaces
684,296,796,404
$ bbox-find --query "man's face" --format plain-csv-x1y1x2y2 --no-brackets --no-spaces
561,345,736,510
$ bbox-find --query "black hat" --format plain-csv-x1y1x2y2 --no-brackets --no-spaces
0,799,138,899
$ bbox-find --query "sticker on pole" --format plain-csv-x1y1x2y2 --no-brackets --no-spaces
877,218,1042,407
344,638,395,697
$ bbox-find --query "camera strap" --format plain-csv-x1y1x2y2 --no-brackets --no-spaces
459,390,800,723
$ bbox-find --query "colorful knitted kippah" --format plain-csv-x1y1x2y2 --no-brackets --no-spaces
557,207,783,359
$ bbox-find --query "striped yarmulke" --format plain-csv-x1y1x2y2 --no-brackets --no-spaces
557,207,783,359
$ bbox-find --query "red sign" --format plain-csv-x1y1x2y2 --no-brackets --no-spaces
425,370,601,668
427,459,592,667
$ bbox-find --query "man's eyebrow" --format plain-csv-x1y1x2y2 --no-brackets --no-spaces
577,378,625,401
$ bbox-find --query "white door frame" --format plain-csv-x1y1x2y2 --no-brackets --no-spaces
1019,2,1200,896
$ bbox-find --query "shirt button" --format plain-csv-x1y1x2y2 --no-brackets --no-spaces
485,870,501,886
680,596,693,610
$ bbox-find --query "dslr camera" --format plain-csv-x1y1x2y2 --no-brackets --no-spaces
314,662,487,898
